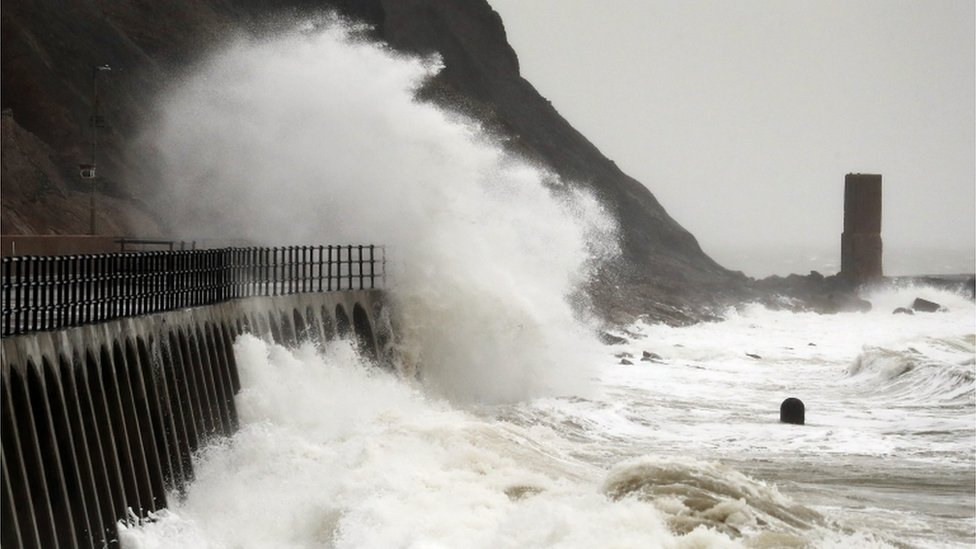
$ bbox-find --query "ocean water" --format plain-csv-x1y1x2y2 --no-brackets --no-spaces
118,284,974,549
128,18,976,548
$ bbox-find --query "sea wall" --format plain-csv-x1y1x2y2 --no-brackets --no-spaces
1,289,390,549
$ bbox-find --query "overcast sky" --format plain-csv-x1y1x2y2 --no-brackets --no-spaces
489,0,974,276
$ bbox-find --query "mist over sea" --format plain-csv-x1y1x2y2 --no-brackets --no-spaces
124,20,975,548
709,244,975,280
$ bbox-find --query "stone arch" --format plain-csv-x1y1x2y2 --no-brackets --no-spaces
178,328,212,438
320,305,336,341
280,311,296,346
142,335,187,495
58,351,113,545
304,306,321,344
372,302,393,361
9,362,59,549
101,343,145,515
191,326,225,436
128,337,169,507
28,359,79,547
82,348,127,521
166,330,199,460
268,312,282,345
216,322,241,394
293,309,307,343
111,340,157,515
352,303,377,360
246,313,267,337
203,323,236,433
335,304,351,339
40,355,93,548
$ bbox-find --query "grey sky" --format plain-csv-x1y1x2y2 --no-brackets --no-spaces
489,0,974,276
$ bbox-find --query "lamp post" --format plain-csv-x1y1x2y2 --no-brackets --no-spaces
86,64,111,235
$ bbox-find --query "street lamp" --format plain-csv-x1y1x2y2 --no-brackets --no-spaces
86,64,111,235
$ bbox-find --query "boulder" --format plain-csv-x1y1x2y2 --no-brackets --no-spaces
892,307,914,315
810,292,872,314
911,298,943,313
619,358,633,365
599,332,628,345
640,351,663,362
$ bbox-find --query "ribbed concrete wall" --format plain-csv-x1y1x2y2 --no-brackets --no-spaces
1,290,390,549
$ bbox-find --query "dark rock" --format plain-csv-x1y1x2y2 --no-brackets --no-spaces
599,332,627,345
504,485,543,501
619,358,633,365
809,292,872,314
892,307,914,315
780,397,805,425
911,298,943,313
640,351,663,362
614,352,633,359
745,353,762,360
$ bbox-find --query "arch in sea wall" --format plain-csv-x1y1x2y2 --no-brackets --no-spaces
0,289,389,549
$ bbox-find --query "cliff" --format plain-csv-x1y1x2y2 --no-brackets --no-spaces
1,0,744,322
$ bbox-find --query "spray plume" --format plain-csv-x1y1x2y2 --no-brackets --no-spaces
146,19,617,403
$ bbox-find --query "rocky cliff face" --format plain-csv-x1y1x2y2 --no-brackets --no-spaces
1,0,743,321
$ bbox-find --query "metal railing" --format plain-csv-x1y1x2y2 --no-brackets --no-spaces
1,245,385,337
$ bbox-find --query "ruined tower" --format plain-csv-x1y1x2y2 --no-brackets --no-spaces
840,173,883,283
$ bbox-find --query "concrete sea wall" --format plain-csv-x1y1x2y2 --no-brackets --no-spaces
1,290,390,549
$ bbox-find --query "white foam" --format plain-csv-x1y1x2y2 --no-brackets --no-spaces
118,336,731,548
121,333,920,548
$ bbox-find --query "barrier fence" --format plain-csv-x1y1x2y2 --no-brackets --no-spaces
1,245,385,337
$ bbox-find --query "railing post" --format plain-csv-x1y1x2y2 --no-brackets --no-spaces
13,257,23,335
301,246,308,293
37,256,49,331
326,246,333,292
2,257,11,336
153,251,164,312
77,255,88,326
368,245,376,289
347,245,353,291
316,246,323,292
272,247,279,297
285,246,290,295
210,249,216,304
165,251,175,311
1,242,387,338
357,245,364,290
140,251,151,314
260,248,268,297
106,252,117,321
96,254,107,323
66,256,77,329
242,247,248,298
26,256,37,332
177,251,186,309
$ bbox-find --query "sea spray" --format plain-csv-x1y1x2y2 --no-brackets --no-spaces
120,334,908,548
119,335,851,549
145,20,617,403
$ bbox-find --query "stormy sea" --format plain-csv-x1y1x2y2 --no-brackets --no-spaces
121,21,975,548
